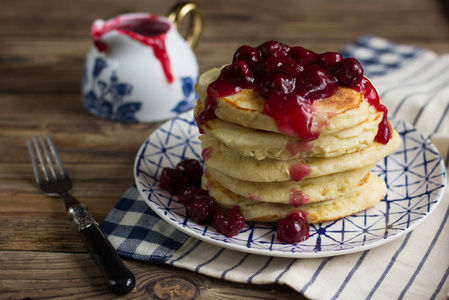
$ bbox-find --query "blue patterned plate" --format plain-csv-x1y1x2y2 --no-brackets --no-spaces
134,111,446,258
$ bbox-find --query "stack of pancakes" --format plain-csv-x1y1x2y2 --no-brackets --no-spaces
194,67,401,224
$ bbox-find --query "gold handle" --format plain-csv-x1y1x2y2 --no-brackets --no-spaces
167,2,204,51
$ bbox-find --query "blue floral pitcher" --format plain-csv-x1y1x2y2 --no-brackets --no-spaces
82,3,203,122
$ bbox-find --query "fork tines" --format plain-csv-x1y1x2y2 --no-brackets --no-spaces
27,134,68,185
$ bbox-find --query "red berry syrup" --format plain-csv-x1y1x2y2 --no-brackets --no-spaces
196,41,392,144
91,15,174,83
352,78,392,144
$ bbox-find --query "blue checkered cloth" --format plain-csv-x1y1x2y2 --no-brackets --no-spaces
100,36,449,300
101,185,189,262
341,35,427,77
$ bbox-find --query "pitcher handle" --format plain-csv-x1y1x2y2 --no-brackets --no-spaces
167,2,204,51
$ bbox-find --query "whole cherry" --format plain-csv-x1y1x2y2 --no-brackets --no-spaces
220,61,255,88
185,193,216,225
233,45,261,64
276,211,309,244
159,167,187,195
213,206,245,237
319,52,343,65
332,58,364,86
176,159,203,187
178,187,209,205
258,41,290,59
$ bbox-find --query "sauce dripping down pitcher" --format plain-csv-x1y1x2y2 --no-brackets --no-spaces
82,3,203,122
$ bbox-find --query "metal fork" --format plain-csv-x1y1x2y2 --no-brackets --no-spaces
27,134,135,295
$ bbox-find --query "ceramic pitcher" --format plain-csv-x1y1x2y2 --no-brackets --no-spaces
82,3,203,122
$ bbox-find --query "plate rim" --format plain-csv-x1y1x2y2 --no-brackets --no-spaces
133,112,447,258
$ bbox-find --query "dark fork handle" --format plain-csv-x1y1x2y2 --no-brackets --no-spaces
68,202,135,295
79,224,136,295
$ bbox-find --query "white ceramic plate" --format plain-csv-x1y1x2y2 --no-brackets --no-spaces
134,111,446,258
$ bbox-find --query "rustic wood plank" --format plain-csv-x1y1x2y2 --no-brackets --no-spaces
0,166,135,252
1,0,448,42
0,251,303,299
0,94,161,164
0,190,121,252
0,163,135,196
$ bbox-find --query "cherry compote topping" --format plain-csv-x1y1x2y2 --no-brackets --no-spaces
196,41,392,144
232,45,260,64
258,41,290,59
213,206,245,238
291,49,320,66
352,78,392,144
276,211,309,244
320,52,343,65
195,62,254,126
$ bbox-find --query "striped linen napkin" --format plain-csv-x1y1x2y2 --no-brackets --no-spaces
100,36,449,300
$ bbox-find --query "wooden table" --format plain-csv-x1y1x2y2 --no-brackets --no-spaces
1,0,449,298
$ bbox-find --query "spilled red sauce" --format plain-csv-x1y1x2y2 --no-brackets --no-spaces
91,15,174,83
352,78,392,144
286,140,314,157
288,164,311,182
290,189,309,207
201,147,212,161
248,194,261,202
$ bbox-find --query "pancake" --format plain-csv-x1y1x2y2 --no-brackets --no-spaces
206,164,376,205
193,43,400,228
195,67,372,137
200,128,401,182
197,99,382,160
203,170,386,223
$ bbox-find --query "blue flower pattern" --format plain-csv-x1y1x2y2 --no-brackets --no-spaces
83,57,197,121
82,57,142,122
171,77,198,114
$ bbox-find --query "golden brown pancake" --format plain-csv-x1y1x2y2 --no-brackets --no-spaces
195,67,373,137
203,170,386,224
200,129,401,182
205,164,376,205
193,52,400,226
196,99,382,160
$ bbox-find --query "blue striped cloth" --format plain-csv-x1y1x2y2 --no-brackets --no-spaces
101,36,449,299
